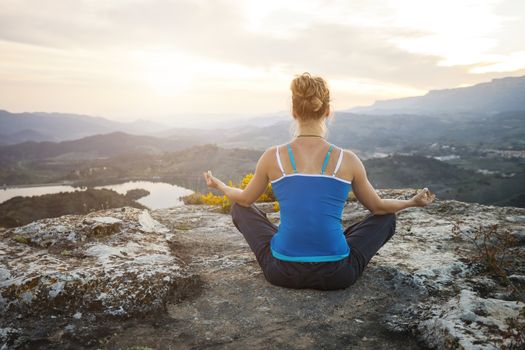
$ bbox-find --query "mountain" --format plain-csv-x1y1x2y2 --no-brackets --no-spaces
0,110,170,145
124,118,172,135
213,110,525,153
152,112,290,142
0,128,52,145
349,75,525,115
0,109,290,146
0,131,193,163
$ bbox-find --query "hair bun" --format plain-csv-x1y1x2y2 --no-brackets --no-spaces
290,72,330,120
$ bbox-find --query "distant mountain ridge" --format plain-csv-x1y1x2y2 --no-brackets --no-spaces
349,75,525,115
0,131,192,163
1,74,524,147
0,109,288,146
0,110,170,145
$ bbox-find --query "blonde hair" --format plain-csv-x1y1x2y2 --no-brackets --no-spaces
290,72,331,121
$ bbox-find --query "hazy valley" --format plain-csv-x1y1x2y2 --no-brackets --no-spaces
1,77,524,211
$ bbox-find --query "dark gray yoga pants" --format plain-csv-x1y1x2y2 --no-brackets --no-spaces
230,202,397,291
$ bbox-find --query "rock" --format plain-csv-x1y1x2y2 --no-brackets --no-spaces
417,290,524,350
511,229,525,244
0,328,21,347
0,207,198,320
1,189,524,349
505,215,525,223
508,274,525,285
138,210,170,234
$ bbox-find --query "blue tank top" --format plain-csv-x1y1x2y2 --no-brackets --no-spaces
270,143,352,262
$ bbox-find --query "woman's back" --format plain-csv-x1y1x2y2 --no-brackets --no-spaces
269,139,352,262
269,140,352,182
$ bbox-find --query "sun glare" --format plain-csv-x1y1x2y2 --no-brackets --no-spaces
140,52,193,96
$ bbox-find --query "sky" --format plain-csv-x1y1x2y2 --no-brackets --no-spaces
1,0,524,124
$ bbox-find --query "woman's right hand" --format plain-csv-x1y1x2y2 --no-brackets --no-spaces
203,170,224,190
411,187,436,207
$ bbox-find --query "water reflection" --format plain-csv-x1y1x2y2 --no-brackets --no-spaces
94,181,193,209
0,181,193,210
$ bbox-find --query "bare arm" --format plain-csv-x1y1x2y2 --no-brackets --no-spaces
203,148,271,207
349,151,435,215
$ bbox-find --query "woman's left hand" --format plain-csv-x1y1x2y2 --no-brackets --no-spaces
203,170,224,189
411,187,436,207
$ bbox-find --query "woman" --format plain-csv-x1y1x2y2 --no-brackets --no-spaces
203,72,435,290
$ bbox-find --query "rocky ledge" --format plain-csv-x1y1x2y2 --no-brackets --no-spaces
1,188,524,349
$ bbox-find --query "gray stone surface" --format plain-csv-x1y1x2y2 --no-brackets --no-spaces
1,188,524,349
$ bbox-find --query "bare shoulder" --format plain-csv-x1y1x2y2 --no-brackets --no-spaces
263,145,279,158
264,144,287,157
340,148,358,158
256,145,283,181
337,148,363,181
338,147,361,166
257,145,279,166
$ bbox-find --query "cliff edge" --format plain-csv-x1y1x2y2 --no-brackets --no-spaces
1,189,524,349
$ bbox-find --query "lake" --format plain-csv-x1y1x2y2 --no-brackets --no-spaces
0,181,194,210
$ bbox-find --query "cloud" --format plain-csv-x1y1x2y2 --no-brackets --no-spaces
0,0,523,118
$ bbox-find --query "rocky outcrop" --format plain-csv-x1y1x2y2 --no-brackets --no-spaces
1,188,524,349
0,207,200,348
373,190,525,349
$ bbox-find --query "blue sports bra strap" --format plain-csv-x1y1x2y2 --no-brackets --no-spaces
286,144,298,173
320,144,334,174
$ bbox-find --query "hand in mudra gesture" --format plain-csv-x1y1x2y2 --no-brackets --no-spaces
203,170,224,189
411,187,436,207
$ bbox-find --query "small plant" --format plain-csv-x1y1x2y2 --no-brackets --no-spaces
451,220,523,281
180,192,204,205
201,192,232,213
198,173,277,213
347,191,357,202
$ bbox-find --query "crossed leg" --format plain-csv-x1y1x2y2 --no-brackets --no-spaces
343,212,397,278
230,202,397,288
230,202,277,271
